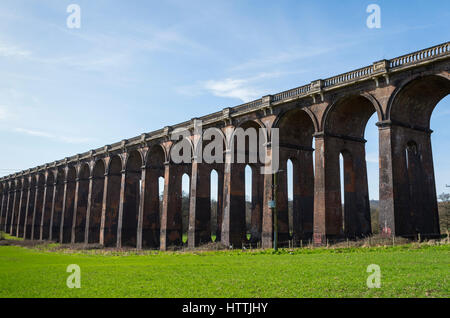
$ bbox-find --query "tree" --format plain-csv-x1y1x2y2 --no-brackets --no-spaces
438,193,450,234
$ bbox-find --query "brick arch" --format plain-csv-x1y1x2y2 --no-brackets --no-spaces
108,154,122,174
146,144,168,167
274,107,317,147
272,107,316,242
31,172,45,240
49,167,65,241
273,106,319,134
72,162,90,243
102,155,121,247
120,149,143,248
41,170,56,240
92,158,107,177
140,143,166,249
77,162,90,179
59,166,76,243
387,73,450,129
10,178,22,236
85,159,106,244
322,93,383,139
16,176,29,238
126,150,144,171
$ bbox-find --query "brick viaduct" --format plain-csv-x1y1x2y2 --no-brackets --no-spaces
0,42,449,249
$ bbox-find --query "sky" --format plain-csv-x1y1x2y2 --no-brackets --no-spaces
0,0,449,201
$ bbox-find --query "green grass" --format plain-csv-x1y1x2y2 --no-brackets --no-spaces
1,232,23,241
0,243,448,298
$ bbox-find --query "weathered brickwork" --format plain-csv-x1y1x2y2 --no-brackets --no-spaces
0,42,449,249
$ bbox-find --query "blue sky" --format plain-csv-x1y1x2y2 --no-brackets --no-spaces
0,0,449,200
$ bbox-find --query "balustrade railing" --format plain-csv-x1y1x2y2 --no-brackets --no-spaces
389,42,449,69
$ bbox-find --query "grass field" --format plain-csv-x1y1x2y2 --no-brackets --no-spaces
0,241,448,298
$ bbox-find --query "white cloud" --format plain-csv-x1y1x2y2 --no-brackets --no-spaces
203,78,262,102
179,70,304,103
0,44,31,58
14,128,92,144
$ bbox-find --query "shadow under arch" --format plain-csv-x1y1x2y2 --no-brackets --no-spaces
40,170,55,240
0,183,5,229
32,172,45,240
73,163,90,243
60,166,76,243
387,74,450,129
49,167,65,241
87,159,106,244
222,119,266,248
120,150,143,248
10,178,22,236
317,93,383,240
141,144,166,249
383,74,450,237
103,155,122,247
273,107,317,243
323,93,383,139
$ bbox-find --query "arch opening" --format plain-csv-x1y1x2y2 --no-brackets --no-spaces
50,168,65,242
322,95,378,240
122,150,142,247
104,155,122,247
41,171,55,240
32,173,45,240
88,160,105,244
276,108,315,243
10,179,22,236
387,75,450,237
245,165,252,242
73,164,90,243
210,169,219,242
4,181,15,234
142,145,165,249
61,166,76,243
16,179,29,237
225,120,264,247
181,173,190,245
287,159,294,238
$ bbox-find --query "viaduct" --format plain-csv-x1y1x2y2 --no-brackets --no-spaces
0,42,449,250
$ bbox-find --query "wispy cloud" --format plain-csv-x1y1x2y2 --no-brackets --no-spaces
230,43,355,72
179,70,306,102
0,43,31,58
136,28,208,54
203,78,261,102
14,128,93,144
0,35,128,73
